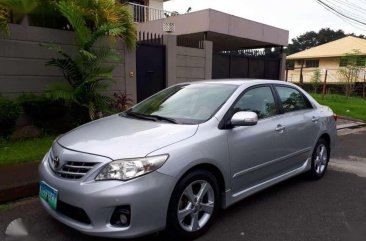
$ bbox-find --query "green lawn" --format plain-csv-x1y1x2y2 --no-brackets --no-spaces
0,136,56,166
311,93,366,122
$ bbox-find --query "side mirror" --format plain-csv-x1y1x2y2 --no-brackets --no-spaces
230,111,258,127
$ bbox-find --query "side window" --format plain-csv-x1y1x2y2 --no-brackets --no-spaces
233,86,277,119
275,86,311,113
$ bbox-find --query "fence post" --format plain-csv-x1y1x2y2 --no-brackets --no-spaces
163,34,177,86
285,67,288,82
322,69,328,99
300,63,304,85
203,41,213,80
124,46,137,103
279,52,286,81
363,74,365,98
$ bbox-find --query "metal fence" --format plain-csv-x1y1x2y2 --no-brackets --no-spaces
128,3,175,23
176,37,204,49
137,31,164,45
286,68,366,83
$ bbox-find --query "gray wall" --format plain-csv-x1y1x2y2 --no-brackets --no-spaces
176,46,206,84
164,34,213,86
0,24,131,98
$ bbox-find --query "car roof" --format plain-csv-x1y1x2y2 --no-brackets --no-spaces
185,79,294,87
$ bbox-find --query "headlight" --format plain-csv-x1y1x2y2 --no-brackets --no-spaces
95,155,169,181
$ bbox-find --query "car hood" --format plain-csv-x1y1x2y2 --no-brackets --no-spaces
57,114,198,160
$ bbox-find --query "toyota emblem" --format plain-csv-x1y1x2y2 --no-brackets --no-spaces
52,156,60,169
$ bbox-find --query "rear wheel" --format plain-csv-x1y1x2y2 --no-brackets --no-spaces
166,169,219,240
307,138,330,180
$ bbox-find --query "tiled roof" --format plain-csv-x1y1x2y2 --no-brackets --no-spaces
287,36,366,59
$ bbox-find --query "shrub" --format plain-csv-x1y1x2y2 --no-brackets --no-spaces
111,91,134,112
18,94,89,134
0,96,21,137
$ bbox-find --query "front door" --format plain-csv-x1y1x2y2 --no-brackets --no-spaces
227,86,291,194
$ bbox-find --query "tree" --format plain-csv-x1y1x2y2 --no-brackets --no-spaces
286,28,365,55
310,69,322,93
337,50,365,97
44,0,136,120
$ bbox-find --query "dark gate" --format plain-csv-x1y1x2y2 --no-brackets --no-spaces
136,33,166,102
212,50,281,80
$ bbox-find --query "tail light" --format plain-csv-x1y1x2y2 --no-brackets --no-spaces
333,114,338,122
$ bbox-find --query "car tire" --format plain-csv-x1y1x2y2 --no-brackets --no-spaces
307,138,330,180
166,169,220,240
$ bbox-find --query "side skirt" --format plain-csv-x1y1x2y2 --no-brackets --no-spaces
224,158,311,208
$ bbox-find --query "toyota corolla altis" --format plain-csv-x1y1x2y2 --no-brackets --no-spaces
39,80,337,239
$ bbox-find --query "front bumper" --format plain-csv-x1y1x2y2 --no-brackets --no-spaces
39,149,176,238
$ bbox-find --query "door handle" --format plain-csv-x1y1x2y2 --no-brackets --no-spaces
312,116,320,122
275,125,286,132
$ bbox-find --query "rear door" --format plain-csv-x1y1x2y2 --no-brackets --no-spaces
273,85,321,169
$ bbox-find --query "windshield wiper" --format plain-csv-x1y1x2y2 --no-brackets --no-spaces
123,111,157,122
123,112,178,124
148,114,178,124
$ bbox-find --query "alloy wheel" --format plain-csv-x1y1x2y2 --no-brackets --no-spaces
177,180,215,232
314,144,328,175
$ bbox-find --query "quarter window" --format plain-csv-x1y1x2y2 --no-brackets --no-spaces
233,87,277,119
276,86,311,113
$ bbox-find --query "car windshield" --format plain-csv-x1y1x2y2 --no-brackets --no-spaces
125,83,238,124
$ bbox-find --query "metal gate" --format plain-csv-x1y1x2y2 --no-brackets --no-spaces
212,51,281,80
136,33,166,102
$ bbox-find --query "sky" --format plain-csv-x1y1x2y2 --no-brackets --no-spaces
163,0,366,42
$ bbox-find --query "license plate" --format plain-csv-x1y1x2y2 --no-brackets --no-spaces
39,181,58,210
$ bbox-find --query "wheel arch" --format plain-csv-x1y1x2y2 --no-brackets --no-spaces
319,133,331,150
175,163,227,208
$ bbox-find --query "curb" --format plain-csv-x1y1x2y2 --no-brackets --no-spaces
0,182,39,204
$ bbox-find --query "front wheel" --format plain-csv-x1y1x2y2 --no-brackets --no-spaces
307,138,330,180
166,170,219,240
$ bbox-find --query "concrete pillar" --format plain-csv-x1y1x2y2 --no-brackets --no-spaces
124,48,137,103
203,40,213,80
279,53,286,81
163,34,177,86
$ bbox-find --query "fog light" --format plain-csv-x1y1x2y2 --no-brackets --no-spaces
119,213,128,225
110,206,130,227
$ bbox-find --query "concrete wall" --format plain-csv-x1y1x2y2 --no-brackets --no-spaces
0,24,136,100
149,0,164,10
163,35,213,86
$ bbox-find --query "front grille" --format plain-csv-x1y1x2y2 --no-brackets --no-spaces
57,200,91,224
53,161,99,179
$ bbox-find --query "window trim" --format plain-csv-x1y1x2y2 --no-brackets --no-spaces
218,84,280,129
272,84,313,114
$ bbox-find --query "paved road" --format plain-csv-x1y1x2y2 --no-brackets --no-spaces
1,128,366,241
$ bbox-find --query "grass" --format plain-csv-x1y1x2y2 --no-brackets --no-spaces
311,93,366,122
0,136,56,166
0,203,11,212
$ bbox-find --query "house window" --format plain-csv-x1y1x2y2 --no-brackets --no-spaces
305,60,319,68
286,61,295,69
339,56,366,67
339,58,348,67
357,57,366,67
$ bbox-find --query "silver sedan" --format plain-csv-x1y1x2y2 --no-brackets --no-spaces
39,80,337,239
